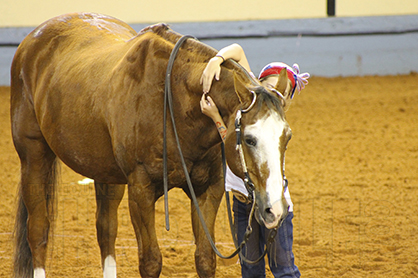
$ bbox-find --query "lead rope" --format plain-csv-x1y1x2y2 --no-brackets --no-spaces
163,34,195,231
222,143,239,248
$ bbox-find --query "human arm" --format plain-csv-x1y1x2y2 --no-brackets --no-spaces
200,43,251,93
200,94,227,142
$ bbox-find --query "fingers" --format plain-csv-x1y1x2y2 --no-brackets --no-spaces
206,96,216,107
215,70,220,83
200,58,222,93
200,94,210,116
202,71,221,93
202,77,212,93
200,94,219,119
200,94,214,109
200,94,207,110
203,70,216,93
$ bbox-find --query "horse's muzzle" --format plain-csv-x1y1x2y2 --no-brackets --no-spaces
256,197,289,229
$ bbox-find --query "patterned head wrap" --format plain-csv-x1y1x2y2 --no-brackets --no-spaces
258,62,310,98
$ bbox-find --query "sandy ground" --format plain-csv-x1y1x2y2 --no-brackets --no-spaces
0,74,417,277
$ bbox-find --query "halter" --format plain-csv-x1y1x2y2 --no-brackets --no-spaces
234,89,289,202
270,88,286,102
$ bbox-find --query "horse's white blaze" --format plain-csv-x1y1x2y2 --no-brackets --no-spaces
245,112,288,227
103,255,117,278
34,268,46,278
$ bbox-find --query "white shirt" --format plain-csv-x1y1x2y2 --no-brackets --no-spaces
225,166,293,212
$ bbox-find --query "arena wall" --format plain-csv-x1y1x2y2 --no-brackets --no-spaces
1,0,418,27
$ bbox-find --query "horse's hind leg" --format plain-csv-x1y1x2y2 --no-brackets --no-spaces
95,182,125,278
11,89,58,278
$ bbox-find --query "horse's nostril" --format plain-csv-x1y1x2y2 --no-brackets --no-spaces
263,208,276,224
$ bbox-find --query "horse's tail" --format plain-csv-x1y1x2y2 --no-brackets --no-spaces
13,188,32,278
13,159,59,278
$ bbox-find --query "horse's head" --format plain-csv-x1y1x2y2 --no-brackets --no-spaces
225,68,293,229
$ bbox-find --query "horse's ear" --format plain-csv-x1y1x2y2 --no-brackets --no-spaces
233,71,252,105
274,68,290,99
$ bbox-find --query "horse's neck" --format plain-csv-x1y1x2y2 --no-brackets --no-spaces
211,68,247,119
182,60,240,117
134,28,243,144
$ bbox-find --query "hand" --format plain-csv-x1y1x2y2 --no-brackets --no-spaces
200,56,223,93
200,94,220,120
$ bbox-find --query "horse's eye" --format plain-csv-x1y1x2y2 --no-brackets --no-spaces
245,137,257,147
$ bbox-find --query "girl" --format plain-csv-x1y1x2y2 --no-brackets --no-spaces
200,43,309,278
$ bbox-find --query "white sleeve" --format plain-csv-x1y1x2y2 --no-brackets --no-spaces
225,166,248,195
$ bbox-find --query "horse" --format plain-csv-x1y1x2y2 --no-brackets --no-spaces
10,12,293,278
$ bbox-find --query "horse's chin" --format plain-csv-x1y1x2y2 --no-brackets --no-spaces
264,219,281,230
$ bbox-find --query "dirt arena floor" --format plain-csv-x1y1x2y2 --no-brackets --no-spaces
0,74,417,277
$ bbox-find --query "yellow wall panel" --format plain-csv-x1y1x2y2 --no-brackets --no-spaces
1,0,418,27
1,0,326,27
337,0,418,17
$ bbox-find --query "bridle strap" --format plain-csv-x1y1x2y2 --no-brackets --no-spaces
241,90,257,113
234,109,255,201
234,90,259,201
271,88,286,102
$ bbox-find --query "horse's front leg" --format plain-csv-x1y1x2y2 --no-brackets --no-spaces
95,183,125,278
191,181,224,278
128,167,161,278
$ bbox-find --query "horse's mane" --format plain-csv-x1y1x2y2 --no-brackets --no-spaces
253,86,287,119
137,23,287,111
138,23,216,61
138,24,258,81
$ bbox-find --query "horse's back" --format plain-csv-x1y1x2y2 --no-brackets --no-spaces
21,12,136,50
12,12,136,84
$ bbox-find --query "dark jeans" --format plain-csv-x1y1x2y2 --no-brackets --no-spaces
233,196,301,278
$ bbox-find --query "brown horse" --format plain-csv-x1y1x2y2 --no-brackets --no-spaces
11,12,293,278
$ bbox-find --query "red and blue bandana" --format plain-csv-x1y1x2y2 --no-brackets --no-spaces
258,62,310,99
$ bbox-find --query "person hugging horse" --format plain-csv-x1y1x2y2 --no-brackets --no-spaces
200,43,309,278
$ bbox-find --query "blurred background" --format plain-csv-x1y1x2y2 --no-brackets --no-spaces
1,0,418,85
1,2,418,277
